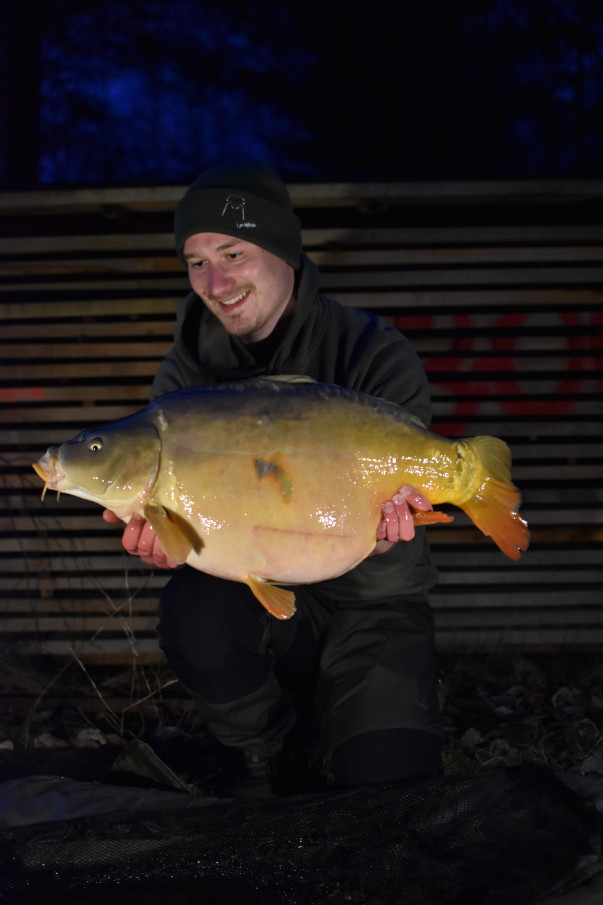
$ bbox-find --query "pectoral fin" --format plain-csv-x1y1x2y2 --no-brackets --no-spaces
143,501,202,564
245,576,296,620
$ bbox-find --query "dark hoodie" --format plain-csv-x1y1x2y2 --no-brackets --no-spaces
150,253,438,602
151,255,430,424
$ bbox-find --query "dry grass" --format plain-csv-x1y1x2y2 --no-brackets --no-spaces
0,648,602,782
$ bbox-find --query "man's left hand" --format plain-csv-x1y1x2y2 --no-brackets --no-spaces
372,485,432,554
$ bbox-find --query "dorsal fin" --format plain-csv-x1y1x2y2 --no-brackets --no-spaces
260,374,316,385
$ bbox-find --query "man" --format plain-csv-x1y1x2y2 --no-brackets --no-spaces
105,162,443,794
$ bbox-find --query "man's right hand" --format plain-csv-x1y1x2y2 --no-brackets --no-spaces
102,510,180,570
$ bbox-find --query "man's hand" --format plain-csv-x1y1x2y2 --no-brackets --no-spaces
102,510,180,570
372,485,433,555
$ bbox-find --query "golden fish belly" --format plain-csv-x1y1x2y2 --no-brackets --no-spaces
154,448,383,584
149,394,457,585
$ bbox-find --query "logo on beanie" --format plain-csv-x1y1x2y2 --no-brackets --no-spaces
221,194,257,231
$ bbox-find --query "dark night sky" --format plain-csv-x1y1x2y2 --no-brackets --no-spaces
1,0,603,188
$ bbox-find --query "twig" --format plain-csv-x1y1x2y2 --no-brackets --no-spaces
120,677,180,714
68,644,119,724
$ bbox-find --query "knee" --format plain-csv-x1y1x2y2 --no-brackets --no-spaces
157,567,271,698
158,567,228,654
161,566,260,632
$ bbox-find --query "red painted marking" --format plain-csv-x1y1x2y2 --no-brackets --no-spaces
0,387,46,402
395,310,603,436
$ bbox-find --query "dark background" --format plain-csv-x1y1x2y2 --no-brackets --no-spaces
1,0,603,189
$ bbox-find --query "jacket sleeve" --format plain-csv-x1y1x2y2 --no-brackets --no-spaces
331,308,432,429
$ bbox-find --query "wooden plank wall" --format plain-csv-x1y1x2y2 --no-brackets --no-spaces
1,181,602,665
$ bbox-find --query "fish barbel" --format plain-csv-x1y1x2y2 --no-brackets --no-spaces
32,377,529,619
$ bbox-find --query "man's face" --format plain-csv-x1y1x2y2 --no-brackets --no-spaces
183,233,295,344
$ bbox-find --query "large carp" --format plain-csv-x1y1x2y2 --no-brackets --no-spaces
33,377,529,619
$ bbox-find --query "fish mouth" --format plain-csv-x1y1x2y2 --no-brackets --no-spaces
32,451,65,500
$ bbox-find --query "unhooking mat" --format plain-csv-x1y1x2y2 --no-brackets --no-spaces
1,763,602,905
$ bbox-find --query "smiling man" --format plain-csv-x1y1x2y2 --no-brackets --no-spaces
183,233,296,343
106,161,444,796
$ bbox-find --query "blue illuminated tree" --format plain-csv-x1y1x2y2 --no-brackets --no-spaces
1,0,602,187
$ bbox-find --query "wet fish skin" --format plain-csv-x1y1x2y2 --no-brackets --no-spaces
33,378,529,620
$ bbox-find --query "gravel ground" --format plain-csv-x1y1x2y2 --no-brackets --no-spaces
0,650,602,786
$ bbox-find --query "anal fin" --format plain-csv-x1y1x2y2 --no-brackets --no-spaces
246,576,296,620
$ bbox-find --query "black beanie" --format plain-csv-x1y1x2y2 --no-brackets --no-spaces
174,161,302,269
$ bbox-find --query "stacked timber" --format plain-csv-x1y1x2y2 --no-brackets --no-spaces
1,181,602,663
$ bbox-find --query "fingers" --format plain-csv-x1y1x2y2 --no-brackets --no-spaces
399,484,433,513
120,513,179,570
384,497,415,542
122,513,151,555
102,509,123,524
377,485,434,545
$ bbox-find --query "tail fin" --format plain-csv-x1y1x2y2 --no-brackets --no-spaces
459,436,530,560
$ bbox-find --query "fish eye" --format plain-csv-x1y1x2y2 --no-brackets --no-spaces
88,438,103,452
